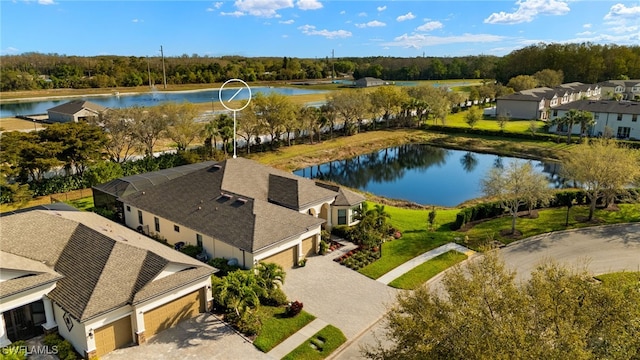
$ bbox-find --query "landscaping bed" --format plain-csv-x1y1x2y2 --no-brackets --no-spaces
253,306,316,352
333,246,380,270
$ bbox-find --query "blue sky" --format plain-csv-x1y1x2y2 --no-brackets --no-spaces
1,0,639,58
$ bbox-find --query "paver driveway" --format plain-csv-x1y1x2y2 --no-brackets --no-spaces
282,245,400,339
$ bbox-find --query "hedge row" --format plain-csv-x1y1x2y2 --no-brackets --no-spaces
449,189,633,230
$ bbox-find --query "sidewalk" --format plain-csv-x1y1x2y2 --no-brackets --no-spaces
267,318,328,359
376,242,474,285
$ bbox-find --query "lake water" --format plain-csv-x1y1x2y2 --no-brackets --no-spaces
294,144,564,207
0,87,327,118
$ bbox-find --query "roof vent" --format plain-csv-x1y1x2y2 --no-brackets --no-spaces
232,198,248,207
209,164,222,172
198,206,202,210
217,193,232,203
142,191,146,195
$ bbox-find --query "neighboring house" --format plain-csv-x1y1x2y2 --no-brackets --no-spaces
548,100,640,139
354,77,385,88
599,80,640,101
93,158,365,269
496,82,601,120
47,100,107,123
0,206,215,359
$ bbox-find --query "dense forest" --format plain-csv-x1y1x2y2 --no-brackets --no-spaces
1,43,639,92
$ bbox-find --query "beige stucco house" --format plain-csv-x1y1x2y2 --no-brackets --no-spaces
93,158,365,270
0,206,215,359
599,80,640,101
47,100,106,123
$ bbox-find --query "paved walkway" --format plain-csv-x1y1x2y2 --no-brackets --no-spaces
266,318,328,359
376,242,474,285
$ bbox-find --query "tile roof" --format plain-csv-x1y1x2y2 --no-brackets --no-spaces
122,159,326,252
0,210,215,322
47,100,107,115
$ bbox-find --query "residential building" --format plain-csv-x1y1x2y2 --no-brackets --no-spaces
47,100,106,123
496,82,601,120
0,205,215,358
599,80,640,101
354,77,385,88
548,100,640,140
93,158,365,269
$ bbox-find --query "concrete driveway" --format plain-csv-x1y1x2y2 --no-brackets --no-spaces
334,223,640,359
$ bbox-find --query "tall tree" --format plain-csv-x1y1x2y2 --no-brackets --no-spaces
507,74,538,91
129,105,170,157
326,89,370,135
369,86,407,128
533,68,564,87
481,161,551,234
94,108,139,163
561,139,640,220
464,106,482,129
162,102,202,151
250,92,296,148
39,122,107,176
236,110,262,154
364,253,640,360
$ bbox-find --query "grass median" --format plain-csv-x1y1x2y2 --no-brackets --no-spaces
281,325,347,360
388,250,468,290
253,307,316,353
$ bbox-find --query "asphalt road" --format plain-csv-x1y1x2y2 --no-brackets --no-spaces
333,223,640,360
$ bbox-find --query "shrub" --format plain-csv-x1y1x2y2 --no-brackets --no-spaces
286,301,304,317
261,288,289,307
1,341,27,360
180,245,203,258
331,225,352,240
207,257,242,276
235,310,262,336
319,240,329,255
42,334,77,360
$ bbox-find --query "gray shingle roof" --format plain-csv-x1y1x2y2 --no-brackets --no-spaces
47,100,107,115
315,181,365,206
121,159,327,252
553,99,640,115
0,251,63,299
0,210,215,322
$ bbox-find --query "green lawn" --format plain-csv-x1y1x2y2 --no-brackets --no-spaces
358,204,459,279
596,272,640,286
441,110,546,133
253,307,316,353
358,202,640,280
462,204,640,248
67,196,94,211
281,325,347,360
388,250,468,290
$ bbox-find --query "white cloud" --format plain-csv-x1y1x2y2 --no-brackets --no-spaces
214,2,223,9
396,12,416,22
383,33,505,49
583,23,592,29
609,25,639,34
356,20,386,28
576,30,593,36
484,0,570,25
604,3,640,20
131,18,143,23
416,20,443,31
234,0,293,17
296,0,322,10
340,10,346,15
206,7,215,12
299,24,352,38
1,47,19,55
377,5,386,12
221,11,246,17
358,12,367,17
280,19,295,24
38,0,55,5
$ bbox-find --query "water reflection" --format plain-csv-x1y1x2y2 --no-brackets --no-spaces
295,144,567,206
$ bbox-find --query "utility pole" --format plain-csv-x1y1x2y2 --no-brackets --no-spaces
160,45,167,89
331,49,335,81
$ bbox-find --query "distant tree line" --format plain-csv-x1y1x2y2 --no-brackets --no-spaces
2,43,638,92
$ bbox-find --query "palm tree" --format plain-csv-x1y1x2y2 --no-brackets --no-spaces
555,109,581,144
201,118,219,156
213,270,265,316
576,110,595,142
255,262,286,290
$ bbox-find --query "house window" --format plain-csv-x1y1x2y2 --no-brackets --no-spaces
633,114,638,122
174,225,180,232
617,127,631,139
594,114,599,120
196,234,203,248
126,206,131,212
617,113,623,121
137,210,143,224
552,110,558,117
154,217,160,232
337,209,347,225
